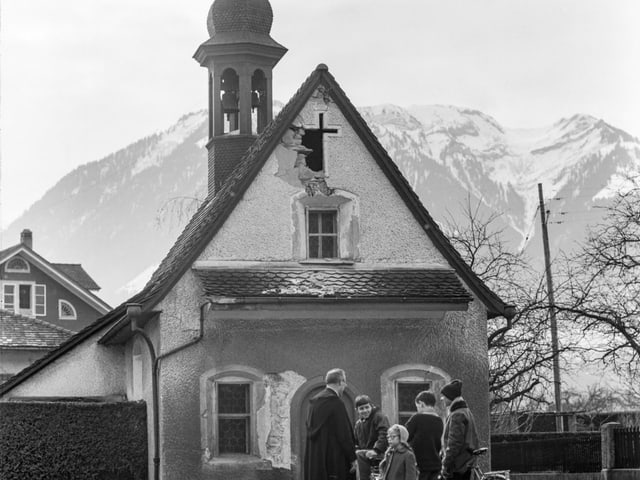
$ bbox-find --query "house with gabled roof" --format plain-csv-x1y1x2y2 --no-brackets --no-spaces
0,229,110,382
0,229,110,331
0,1,514,479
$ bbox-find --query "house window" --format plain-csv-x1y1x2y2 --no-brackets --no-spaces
5,257,30,273
397,382,431,425
58,300,77,320
3,285,16,311
217,383,251,454
380,365,449,424
307,210,338,259
35,285,46,316
201,366,264,460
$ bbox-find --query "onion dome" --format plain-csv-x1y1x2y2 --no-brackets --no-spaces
207,0,274,38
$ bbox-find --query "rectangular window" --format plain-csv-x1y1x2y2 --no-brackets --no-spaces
217,383,250,454
307,210,338,259
19,284,32,309
35,285,46,316
397,382,431,425
3,285,16,312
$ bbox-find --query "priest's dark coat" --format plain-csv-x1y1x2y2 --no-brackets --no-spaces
304,388,357,480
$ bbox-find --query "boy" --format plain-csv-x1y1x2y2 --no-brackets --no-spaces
354,395,390,480
405,391,443,480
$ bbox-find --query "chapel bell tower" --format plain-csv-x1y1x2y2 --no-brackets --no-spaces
194,0,287,196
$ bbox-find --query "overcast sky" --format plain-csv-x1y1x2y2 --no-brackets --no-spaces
1,0,638,229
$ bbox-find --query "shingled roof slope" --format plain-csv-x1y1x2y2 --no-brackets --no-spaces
0,310,74,349
195,267,472,302
51,264,101,291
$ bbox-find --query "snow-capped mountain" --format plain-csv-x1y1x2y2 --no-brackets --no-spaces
362,104,640,252
3,105,639,305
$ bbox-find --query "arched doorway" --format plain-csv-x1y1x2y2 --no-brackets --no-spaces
290,377,356,480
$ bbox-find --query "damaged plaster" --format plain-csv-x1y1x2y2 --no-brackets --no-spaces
257,370,307,469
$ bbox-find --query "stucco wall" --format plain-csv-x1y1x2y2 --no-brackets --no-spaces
198,93,447,265
1,328,126,399
151,296,489,480
0,348,50,376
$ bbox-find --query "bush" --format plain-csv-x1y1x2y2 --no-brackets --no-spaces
0,401,147,480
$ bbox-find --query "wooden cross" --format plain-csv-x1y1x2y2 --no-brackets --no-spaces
301,113,339,172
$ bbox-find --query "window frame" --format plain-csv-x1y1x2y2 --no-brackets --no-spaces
306,208,339,259
291,190,360,262
201,366,265,461
2,284,16,312
2,281,38,316
34,284,46,316
58,299,77,320
5,257,30,273
380,364,449,424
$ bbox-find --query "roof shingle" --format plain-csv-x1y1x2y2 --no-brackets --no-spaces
194,267,472,302
0,310,74,349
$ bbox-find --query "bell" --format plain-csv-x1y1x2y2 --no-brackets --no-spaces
221,91,239,114
251,91,261,110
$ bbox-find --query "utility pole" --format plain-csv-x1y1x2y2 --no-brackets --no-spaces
538,183,563,432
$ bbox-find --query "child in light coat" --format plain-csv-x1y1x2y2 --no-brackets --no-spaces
379,424,418,480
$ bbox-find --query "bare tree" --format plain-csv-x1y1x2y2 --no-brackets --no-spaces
443,197,572,420
556,179,640,382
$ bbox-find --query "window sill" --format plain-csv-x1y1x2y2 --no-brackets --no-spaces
203,454,272,472
299,259,354,266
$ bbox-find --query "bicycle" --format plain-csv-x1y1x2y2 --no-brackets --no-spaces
470,447,510,480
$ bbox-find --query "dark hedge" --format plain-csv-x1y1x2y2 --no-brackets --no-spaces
0,400,147,480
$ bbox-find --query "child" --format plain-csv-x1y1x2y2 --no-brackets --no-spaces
379,424,417,480
406,391,444,480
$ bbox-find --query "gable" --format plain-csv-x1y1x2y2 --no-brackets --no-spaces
198,88,447,266
0,247,110,314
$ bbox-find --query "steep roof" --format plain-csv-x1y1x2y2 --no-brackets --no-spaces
51,264,101,291
0,64,514,396
0,309,74,349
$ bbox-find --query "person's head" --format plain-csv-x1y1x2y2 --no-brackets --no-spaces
440,379,463,407
387,424,409,448
325,368,347,396
415,391,436,412
355,395,373,420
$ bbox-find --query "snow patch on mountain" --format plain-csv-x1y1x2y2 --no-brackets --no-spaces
131,111,207,177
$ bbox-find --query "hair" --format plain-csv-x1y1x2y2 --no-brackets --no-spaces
355,395,372,408
415,391,436,407
325,368,346,385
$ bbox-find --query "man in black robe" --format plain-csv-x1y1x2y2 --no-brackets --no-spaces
305,368,356,480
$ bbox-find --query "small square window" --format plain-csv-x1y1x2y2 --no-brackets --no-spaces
217,383,250,454
397,382,431,424
307,210,338,259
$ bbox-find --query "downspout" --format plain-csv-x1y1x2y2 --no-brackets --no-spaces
127,301,210,480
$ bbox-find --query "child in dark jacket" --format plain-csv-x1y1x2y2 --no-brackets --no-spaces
379,424,417,480
406,391,444,480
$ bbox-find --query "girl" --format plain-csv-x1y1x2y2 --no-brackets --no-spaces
379,424,418,480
